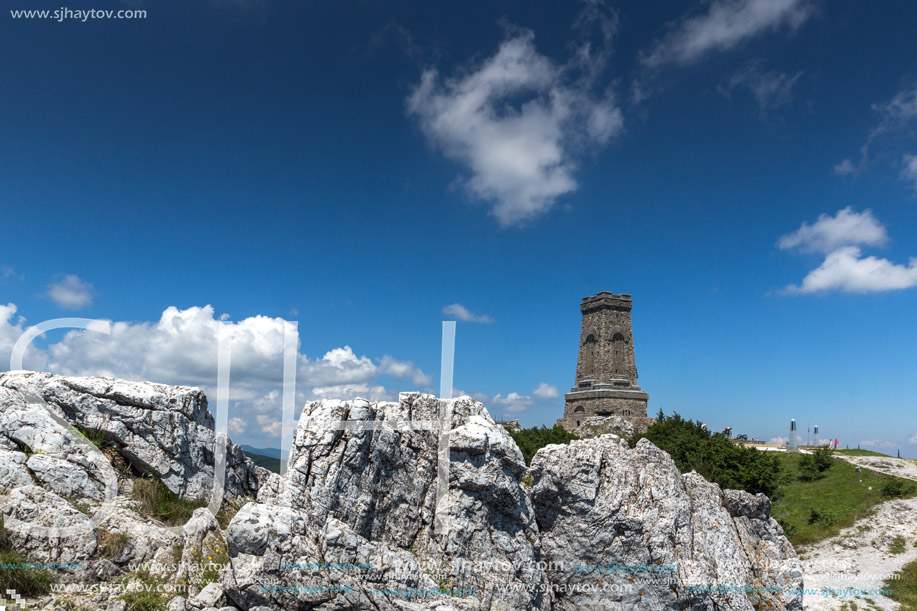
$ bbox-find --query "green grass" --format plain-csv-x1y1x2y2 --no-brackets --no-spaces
891,535,908,555
771,452,917,546
118,570,170,611
834,449,894,457
131,477,207,526
242,450,281,474
886,557,917,610
0,519,53,596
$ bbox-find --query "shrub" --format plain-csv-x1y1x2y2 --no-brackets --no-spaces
509,425,579,466
630,411,782,497
881,478,914,498
797,448,835,482
131,477,206,526
808,507,838,527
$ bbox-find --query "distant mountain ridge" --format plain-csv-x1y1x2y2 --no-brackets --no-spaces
239,444,281,458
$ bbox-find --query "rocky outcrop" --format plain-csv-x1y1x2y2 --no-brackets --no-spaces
224,394,550,610
0,371,259,499
528,435,802,610
223,393,801,611
0,374,800,611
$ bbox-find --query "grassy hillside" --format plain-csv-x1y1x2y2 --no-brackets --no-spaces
833,448,894,457
771,451,917,546
243,450,281,474
886,558,917,611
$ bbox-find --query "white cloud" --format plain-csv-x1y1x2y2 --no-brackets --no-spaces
835,88,917,177
785,247,917,294
407,5,623,227
909,434,917,444
833,159,856,177
768,436,787,446
532,382,559,399
491,391,534,414
859,439,896,448
46,274,94,309
228,417,247,435
901,154,917,192
256,414,281,438
309,384,392,402
0,266,20,281
1,303,435,444
377,355,433,386
641,0,813,69
778,207,888,254
0,303,47,371
721,62,801,118
441,304,494,324
780,208,917,294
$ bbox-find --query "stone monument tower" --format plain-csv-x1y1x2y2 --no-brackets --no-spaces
557,292,652,432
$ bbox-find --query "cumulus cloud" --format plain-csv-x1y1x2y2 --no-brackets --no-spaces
778,207,888,254
780,208,917,294
785,247,917,294
1,303,434,443
228,417,247,435
407,3,623,227
441,304,494,324
377,355,433,386
641,0,813,69
0,303,47,371
491,391,534,414
46,274,94,309
721,62,802,118
901,154,917,192
768,436,787,446
532,382,559,399
477,381,562,414
909,433,917,444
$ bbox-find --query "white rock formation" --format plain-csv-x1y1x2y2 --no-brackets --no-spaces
0,371,259,499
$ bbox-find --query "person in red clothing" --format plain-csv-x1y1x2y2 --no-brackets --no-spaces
834,439,839,449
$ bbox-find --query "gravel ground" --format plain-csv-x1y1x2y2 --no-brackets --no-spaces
799,456,917,610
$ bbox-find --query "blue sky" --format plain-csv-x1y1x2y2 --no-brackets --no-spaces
2,0,916,455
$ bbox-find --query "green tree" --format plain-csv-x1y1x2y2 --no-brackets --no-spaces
630,411,781,497
509,425,579,466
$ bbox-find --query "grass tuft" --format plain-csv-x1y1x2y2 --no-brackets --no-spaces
0,519,54,596
98,527,130,559
131,477,206,526
885,557,917,610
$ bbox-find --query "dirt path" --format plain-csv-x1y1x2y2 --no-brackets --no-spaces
799,495,917,610
836,455,917,483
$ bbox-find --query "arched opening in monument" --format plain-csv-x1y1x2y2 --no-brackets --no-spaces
582,333,597,377
611,332,626,375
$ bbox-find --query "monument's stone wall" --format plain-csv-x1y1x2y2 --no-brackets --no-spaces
557,292,652,433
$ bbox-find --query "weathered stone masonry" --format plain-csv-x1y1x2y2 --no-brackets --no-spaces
557,292,654,433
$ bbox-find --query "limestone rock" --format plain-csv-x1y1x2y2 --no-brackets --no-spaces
0,371,259,499
0,485,97,563
0,448,35,492
224,394,549,610
527,434,803,610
